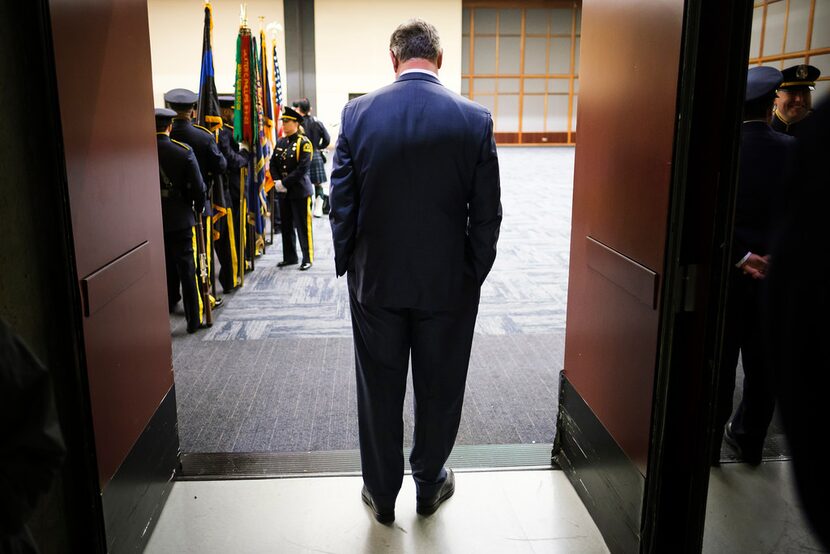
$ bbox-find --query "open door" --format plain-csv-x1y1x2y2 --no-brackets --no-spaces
27,0,181,550
553,0,751,552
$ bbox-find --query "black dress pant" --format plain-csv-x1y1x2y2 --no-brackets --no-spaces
164,227,201,330
279,194,313,264
715,275,775,456
349,280,480,506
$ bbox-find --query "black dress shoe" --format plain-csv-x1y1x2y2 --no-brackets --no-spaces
299,262,312,271
416,468,455,516
361,486,394,524
278,260,298,267
724,422,762,466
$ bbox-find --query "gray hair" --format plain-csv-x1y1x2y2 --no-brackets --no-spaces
389,19,441,63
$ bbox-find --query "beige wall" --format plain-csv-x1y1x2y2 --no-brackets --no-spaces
314,0,462,131
147,0,286,108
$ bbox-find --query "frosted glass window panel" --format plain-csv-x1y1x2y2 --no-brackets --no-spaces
525,9,549,35
550,37,572,74
461,79,469,95
496,94,520,132
574,37,581,72
476,9,497,34
522,95,546,132
551,8,573,35
463,8,470,36
764,1,786,57
785,0,810,52
571,96,578,132
546,94,569,131
574,78,579,94
548,79,569,93
812,0,830,50
474,37,497,74
462,40,470,74
475,95,495,116
814,80,830,104
499,9,522,35
498,78,521,94
473,78,497,94
750,7,763,59
576,9,582,34
499,36,522,74
524,37,548,74
524,78,546,93
810,54,830,85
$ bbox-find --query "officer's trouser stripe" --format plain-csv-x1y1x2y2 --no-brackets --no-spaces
306,196,314,263
192,226,204,322
227,209,239,287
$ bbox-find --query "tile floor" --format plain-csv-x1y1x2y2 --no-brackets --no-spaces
144,469,611,553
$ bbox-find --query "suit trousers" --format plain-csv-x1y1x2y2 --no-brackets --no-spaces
715,275,775,456
164,227,200,330
349,280,480,506
279,194,313,264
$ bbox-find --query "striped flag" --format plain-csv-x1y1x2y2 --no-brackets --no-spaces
273,41,284,138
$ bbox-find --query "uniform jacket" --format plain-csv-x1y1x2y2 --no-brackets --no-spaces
733,121,796,263
771,109,814,138
171,119,227,210
156,133,207,232
218,125,250,206
301,115,331,154
270,133,314,199
330,71,502,310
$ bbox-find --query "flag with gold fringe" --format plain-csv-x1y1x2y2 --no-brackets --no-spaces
273,40,284,138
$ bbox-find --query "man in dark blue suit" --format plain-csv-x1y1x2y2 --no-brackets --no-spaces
329,19,501,523
713,66,796,465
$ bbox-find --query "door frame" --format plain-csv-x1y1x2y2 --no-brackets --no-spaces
641,0,753,551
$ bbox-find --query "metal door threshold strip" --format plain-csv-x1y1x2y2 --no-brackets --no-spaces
178,443,554,480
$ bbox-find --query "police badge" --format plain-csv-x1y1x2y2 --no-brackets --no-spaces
796,65,808,80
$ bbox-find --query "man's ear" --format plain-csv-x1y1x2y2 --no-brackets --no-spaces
390,50,399,73
436,50,443,70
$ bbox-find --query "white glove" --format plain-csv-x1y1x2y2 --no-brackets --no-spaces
275,180,288,194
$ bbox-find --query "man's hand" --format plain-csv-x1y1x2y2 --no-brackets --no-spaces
275,180,288,194
240,141,250,152
740,253,770,280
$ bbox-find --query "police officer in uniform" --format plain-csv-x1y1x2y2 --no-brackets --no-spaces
155,108,207,334
270,106,315,271
216,94,251,292
164,88,228,305
713,67,796,465
772,64,821,138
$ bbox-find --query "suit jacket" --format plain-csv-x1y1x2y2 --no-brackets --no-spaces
733,121,795,263
330,71,502,310
156,134,206,232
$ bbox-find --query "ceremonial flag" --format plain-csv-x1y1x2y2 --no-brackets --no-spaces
197,2,222,133
273,41,284,138
260,28,274,147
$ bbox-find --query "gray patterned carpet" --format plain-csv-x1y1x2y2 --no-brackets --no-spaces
171,147,575,453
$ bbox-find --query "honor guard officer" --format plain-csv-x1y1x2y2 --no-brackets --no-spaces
155,108,207,334
772,64,821,138
270,106,315,271
164,88,228,305
714,66,796,465
217,94,251,291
